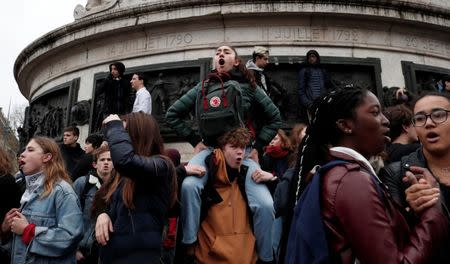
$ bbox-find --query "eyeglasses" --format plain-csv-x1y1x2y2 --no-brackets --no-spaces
412,109,450,127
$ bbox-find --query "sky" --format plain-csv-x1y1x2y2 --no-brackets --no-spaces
0,0,83,119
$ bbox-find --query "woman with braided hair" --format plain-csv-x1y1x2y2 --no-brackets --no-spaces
281,87,449,264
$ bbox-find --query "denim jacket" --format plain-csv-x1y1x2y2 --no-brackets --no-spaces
73,174,100,255
11,178,83,264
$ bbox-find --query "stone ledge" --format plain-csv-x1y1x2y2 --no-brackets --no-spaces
15,0,450,81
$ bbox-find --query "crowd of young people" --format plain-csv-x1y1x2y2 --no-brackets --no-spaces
1,44,449,264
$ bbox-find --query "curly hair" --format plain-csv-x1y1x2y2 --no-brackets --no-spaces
217,127,252,149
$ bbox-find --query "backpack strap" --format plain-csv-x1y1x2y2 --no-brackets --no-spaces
285,160,349,264
80,174,97,211
201,73,228,110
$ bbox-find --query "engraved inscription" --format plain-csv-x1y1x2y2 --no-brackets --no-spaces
107,38,147,56
332,29,359,42
165,33,193,47
106,32,195,57
262,26,327,41
401,35,448,55
262,26,364,43
405,36,418,48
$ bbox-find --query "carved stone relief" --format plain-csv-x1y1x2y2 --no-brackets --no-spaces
71,100,92,125
74,0,119,20
264,60,380,124
22,88,70,149
90,59,381,137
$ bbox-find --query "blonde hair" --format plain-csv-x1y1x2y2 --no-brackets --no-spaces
31,137,72,198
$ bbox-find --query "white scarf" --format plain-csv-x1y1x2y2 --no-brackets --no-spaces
20,171,45,205
330,147,379,180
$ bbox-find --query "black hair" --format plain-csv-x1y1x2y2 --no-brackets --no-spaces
278,87,369,263
109,62,125,76
292,87,368,201
133,72,145,82
85,133,104,149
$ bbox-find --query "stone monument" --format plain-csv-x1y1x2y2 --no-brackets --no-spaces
14,0,450,149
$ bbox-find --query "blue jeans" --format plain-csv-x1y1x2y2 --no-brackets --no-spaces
180,148,275,261
272,216,284,263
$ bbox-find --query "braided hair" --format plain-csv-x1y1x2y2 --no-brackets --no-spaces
292,87,369,201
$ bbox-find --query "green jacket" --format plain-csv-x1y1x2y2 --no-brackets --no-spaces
166,79,281,152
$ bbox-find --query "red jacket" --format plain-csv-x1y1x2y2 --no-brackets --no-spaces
321,150,449,264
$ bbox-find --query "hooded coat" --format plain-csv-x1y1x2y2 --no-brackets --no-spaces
98,62,132,116
297,50,330,109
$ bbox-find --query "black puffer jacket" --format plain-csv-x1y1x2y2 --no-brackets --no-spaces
100,120,174,263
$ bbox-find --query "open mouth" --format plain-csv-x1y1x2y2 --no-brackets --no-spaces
18,160,25,169
426,131,440,143
219,59,225,65
383,129,391,143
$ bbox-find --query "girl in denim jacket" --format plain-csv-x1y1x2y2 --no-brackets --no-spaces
1,136,83,264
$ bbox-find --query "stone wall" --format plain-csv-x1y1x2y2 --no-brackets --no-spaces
14,0,450,148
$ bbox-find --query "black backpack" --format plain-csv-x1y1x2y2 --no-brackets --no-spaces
196,73,244,145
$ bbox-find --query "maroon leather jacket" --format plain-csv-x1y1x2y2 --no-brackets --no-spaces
321,150,449,264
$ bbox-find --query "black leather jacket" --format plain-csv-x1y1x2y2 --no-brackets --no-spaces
380,148,450,263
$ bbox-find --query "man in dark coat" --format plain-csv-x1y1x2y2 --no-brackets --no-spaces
298,50,330,120
94,62,132,130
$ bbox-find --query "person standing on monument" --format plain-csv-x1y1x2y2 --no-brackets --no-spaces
298,49,331,121
246,46,270,94
94,62,132,130
130,73,152,114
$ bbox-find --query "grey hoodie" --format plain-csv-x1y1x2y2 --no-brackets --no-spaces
246,60,267,92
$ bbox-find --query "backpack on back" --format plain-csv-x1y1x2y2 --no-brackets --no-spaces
285,160,386,264
196,73,244,146
285,160,348,264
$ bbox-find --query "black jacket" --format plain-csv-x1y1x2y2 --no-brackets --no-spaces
0,173,21,224
386,142,420,164
59,143,85,179
100,120,174,263
98,77,132,116
380,148,450,263
71,154,94,181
